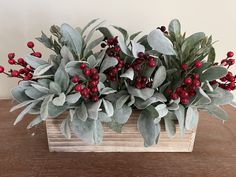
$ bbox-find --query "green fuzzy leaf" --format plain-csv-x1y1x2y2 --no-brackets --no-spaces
87,55,97,67
85,20,105,43
52,93,66,106
60,23,82,55
11,86,31,102
117,36,132,56
100,56,118,73
174,104,185,137
127,85,154,100
205,105,229,121
84,37,104,56
49,82,61,95
40,94,54,120
207,47,216,64
27,115,43,129
168,19,181,37
113,25,129,41
66,92,81,104
182,32,205,54
54,63,70,92
36,31,53,48
100,87,117,95
71,119,103,144
97,27,113,38
131,41,145,58
34,64,53,76
10,100,34,112
164,113,176,138
14,101,39,125
128,95,135,106
86,100,102,120
120,68,134,80
130,31,142,40
134,93,167,109
138,108,160,147
210,87,234,105
152,66,166,88
81,18,99,35
48,102,67,118
98,112,112,123
201,66,227,82
102,99,114,117
75,102,88,121
185,106,199,130
25,87,45,99
31,84,49,94
147,29,176,55
24,55,49,69
155,104,168,118
60,46,74,62
112,104,132,124
60,117,71,139
197,87,211,105
115,95,130,109
106,119,123,133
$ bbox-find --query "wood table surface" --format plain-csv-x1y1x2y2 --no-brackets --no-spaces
0,100,236,177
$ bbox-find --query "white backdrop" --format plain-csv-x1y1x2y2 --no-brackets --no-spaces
0,0,235,98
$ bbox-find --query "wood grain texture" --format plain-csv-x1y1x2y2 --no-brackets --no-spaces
0,100,236,177
46,111,196,152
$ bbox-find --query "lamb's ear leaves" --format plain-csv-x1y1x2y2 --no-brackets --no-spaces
185,106,199,130
147,29,176,55
54,63,70,92
152,66,166,88
131,41,145,58
102,99,114,117
60,23,83,55
111,104,132,124
60,117,71,139
168,19,181,38
120,68,134,80
100,57,118,73
207,47,216,64
138,107,160,147
201,66,227,82
205,105,229,121
86,100,102,120
24,55,49,69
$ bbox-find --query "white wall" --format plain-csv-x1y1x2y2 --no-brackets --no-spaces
0,0,235,98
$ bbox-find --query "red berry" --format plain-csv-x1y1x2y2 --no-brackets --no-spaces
80,63,87,69
112,67,118,74
23,76,31,80
27,41,34,48
160,26,166,32
193,73,199,80
176,87,183,94
210,80,217,85
8,59,16,65
136,76,142,83
189,90,196,96
114,46,121,52
135,82,142,89
91,74,99,80
133,64,141,71
83,68,91,76
181,98,189,105
107,38,114,45
220,77,227,82
148,59,156,67
137,52,144,58
229,82,235,90
193,80,200,88
90,68,98,75
11,70,19,77
91,95,99,102
136,59,143,64
141,76,148,83
17,58,25,64
74,84,82,92
72,75,80,83
91,86,98,93
180,90,189,98
26,73,33,79
81,88,90,97
181,64,188,71
171,93,179,100
227,75,235,82
118,61,124,68
24,68,30,74
227,51,234,58
90,80,97,87
228,59,235,66
8,53,15,59
194,60,202,68
34,52,42,58
19,69,25,74
0,66,4,73
184,77,192,85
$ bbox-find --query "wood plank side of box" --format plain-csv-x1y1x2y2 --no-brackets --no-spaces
46,111,196,152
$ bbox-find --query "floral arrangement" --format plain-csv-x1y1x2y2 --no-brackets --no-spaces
1,19,235,146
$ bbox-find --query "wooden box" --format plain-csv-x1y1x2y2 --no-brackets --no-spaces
46,111,197,152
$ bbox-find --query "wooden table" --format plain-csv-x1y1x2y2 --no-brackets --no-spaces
0,100,235,177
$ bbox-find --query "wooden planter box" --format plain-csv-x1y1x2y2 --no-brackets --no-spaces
46,111,197,152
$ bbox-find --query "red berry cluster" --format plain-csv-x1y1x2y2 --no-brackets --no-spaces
166,60,203,105
73,63,100,102
101,36,124,82
0,41,41,80
132,52,156,89
210,51,235,91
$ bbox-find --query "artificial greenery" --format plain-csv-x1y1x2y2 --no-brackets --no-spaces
1,19,235,147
